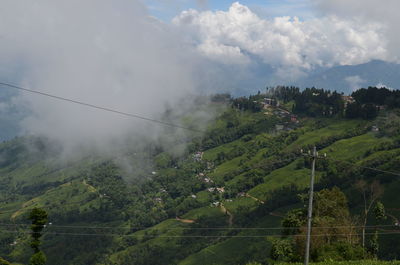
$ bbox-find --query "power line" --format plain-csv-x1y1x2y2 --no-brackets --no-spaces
0,82,205,134
0,222,397,230
326,157,400,177
2,229,400,238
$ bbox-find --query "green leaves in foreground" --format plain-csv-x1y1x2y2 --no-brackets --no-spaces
29,251,46,265
275,261,400,265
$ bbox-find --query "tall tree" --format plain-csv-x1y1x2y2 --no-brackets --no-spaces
355,180,384,249
278,187,362,262
369,201,387,258
28,208,48,265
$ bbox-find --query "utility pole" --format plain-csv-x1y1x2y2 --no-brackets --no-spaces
301,146,326,265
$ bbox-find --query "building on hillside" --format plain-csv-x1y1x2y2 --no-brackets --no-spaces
203,177,213,183
193,151,203,161
371,125,379,132
212,201,220,207
342,95,355,107
262,98,280,109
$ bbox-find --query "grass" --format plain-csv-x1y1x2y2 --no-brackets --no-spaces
223,197,258,213
321,133,393,161
277,261,400,265
178,121,399,264
195,191,213,204
285,119,366,152
8,180,99,219
248,159,320,200
178,213,283,265
202,138,246,161
209,156,245,181
357,148,400,165
182,206,225,220
2,111,400,265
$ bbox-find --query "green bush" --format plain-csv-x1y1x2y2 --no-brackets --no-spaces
0,257,11,265
29,251,46,265
313,242,365,262
276,260,400,265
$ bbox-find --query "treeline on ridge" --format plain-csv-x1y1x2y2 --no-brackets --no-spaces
222,86,400,119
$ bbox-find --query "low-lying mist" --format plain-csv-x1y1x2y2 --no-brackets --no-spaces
0,0,213,159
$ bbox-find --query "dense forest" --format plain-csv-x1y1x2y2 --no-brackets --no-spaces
1,86,400,265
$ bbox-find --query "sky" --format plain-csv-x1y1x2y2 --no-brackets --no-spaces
145,0,313,21
0,0,399,152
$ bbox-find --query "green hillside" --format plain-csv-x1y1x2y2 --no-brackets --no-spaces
1,89,400,265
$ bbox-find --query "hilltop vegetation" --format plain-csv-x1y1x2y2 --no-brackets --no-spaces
1,87,400,265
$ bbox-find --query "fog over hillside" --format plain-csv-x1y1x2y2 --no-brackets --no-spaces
0,0,204,152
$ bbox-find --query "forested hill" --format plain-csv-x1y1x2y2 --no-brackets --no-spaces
1,87,400,265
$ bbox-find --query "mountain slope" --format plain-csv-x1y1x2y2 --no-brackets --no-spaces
1,101,400,265
296,60,400,93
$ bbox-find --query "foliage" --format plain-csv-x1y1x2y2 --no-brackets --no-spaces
276,261,400,265
267,86,300,103
293,88,344,117
345,103,378,120
278,188,362,262
29,251,46,265
281,208,306,235
355,180,384,248
28,208,48,253
368,231,379,258
269,237,296,262
351,87,400,107
0,257,11,265
210,93,231,103
232,96,263,112
2,92,400,265
374,202,386,221
313,242,364,262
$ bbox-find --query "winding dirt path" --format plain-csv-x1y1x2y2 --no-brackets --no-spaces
220,204,233,226
245,193,265,204
175,217,195,224
269,211,284,218
386,213,399,225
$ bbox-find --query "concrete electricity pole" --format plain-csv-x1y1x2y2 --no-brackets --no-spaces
301,146,326,265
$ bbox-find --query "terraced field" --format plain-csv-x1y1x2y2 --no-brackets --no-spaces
1,106,400,265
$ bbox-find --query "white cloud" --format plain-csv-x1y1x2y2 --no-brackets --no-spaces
345,75,365,91
375,83,393,90
312,0,400,63
173,2,388,73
